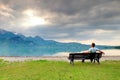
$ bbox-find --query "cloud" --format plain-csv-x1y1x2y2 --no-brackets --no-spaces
0,4,13,17
0,0,120,45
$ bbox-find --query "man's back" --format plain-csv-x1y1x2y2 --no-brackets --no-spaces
89,47,99,53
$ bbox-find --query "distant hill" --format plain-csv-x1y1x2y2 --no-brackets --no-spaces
0,29,116,56
114,46,120,49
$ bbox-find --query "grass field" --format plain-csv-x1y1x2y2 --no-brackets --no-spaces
0,59,120,80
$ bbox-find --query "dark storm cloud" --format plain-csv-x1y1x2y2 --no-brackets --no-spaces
1,0,120,25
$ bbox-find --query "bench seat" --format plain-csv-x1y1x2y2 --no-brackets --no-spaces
68,53,102,64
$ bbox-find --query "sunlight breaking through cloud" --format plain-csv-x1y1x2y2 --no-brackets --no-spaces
0,0,120,45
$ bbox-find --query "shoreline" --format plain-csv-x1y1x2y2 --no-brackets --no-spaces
0,56,120,62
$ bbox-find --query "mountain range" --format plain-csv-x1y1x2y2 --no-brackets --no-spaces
0,29,117,56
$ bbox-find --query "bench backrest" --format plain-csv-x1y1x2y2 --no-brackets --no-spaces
68,53,102,60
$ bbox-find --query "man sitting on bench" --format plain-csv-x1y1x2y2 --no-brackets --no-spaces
82,43,105,63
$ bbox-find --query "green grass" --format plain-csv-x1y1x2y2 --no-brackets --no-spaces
0,59,120,80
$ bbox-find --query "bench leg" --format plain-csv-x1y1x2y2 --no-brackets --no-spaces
97,58,100,64
90,58,94,63
94,58,100,64
70,59,74,64
82,59,85,63
94,59,95,63
82,56,86,63
95,54,100,64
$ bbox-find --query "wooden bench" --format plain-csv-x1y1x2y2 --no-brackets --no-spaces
68,53,102,64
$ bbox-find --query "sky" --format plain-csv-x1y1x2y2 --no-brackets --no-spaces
0,0,120,46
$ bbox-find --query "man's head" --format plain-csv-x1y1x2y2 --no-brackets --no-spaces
91,43,95,47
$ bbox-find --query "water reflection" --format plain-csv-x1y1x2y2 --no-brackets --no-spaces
103,49,120,56
53,49,120,56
